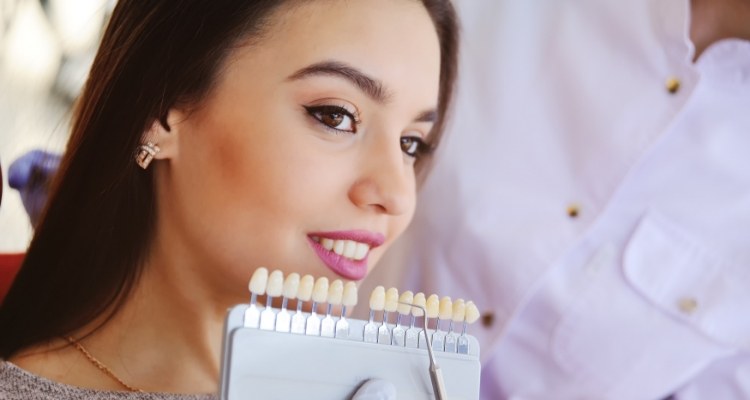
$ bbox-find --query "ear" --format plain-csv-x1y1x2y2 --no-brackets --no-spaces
140,109,186,161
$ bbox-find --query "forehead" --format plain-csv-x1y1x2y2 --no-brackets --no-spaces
222,0,441,105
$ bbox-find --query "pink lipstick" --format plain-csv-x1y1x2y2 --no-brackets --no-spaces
307,230,385,280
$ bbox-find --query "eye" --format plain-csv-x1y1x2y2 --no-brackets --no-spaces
400,136,429,158
304,105,359,133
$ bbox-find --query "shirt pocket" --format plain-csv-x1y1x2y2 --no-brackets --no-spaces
622,212,750,351
550,212,746,396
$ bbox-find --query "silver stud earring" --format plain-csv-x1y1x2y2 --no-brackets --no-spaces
135,142,161,169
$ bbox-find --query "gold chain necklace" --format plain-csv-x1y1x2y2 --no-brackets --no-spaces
66,337,144,393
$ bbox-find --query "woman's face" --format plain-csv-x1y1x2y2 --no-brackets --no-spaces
154,0,440,296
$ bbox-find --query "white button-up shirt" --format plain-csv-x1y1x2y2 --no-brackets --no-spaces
367,0,750,398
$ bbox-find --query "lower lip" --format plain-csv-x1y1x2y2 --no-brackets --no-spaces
307,238,369,280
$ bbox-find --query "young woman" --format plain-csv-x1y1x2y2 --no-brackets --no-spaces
0,0,458,398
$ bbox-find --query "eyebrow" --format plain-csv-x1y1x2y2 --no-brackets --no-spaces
287,60,391,103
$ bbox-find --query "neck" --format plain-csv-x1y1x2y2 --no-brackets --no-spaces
83,259,226,393
690,0,750,59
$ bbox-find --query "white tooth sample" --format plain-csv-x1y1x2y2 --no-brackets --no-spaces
321,238,334,251
397,291,414,315
297,275,314,302
333,240,345,255
369,286,386,311
426,294,440,319
312,277,329,303
411,292,426,317
282,273,300,299
248,267,269,294
353,243,369,261
439,296,453,320
266,270,284,297
452,299,466,322
465,301,480,324
342,240,357,258
342,282,358,307
327,279,344,305
384,288,399,313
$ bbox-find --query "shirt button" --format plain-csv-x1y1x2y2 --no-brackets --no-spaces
678,297,698,314
666,77,681,94
481,312,495,328
566,204,580,218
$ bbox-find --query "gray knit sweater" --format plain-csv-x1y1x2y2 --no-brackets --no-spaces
0,362,218,400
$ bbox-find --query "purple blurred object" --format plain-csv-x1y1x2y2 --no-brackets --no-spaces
8,149,62,227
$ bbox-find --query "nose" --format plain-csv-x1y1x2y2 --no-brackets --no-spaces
348,136,415,216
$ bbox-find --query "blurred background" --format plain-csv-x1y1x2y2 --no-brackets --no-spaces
0,0,112,251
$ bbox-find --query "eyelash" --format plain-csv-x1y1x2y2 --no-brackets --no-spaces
401,136,431,159
304,105,361,134
304,104,431,159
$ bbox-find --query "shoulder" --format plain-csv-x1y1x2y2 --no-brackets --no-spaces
0,361,218,400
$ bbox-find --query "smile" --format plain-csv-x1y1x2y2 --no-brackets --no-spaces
311,237,370,261
307,230,385,280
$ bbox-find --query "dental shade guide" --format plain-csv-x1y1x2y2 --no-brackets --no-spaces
221,272,481,400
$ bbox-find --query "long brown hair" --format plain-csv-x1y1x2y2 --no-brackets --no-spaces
0,0,458,358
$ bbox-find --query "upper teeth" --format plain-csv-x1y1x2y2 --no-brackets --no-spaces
313,237,370,261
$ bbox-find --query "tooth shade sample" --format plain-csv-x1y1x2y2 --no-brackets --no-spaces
411,292,426,317
384,288,399,312
439,296,453,320
282,273,300,298
397,291,414,315
342,282,358,307
369,286,386,311
426,294,440,318
465,301,480,324
452,299,466,322
312,277,330,303
297,275,315,302
266,270,284,297
328,279,344,305
248,267,269,294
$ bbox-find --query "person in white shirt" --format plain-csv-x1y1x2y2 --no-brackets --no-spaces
363,0,750,398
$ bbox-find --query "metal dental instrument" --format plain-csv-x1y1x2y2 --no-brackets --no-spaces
400,301,448,400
